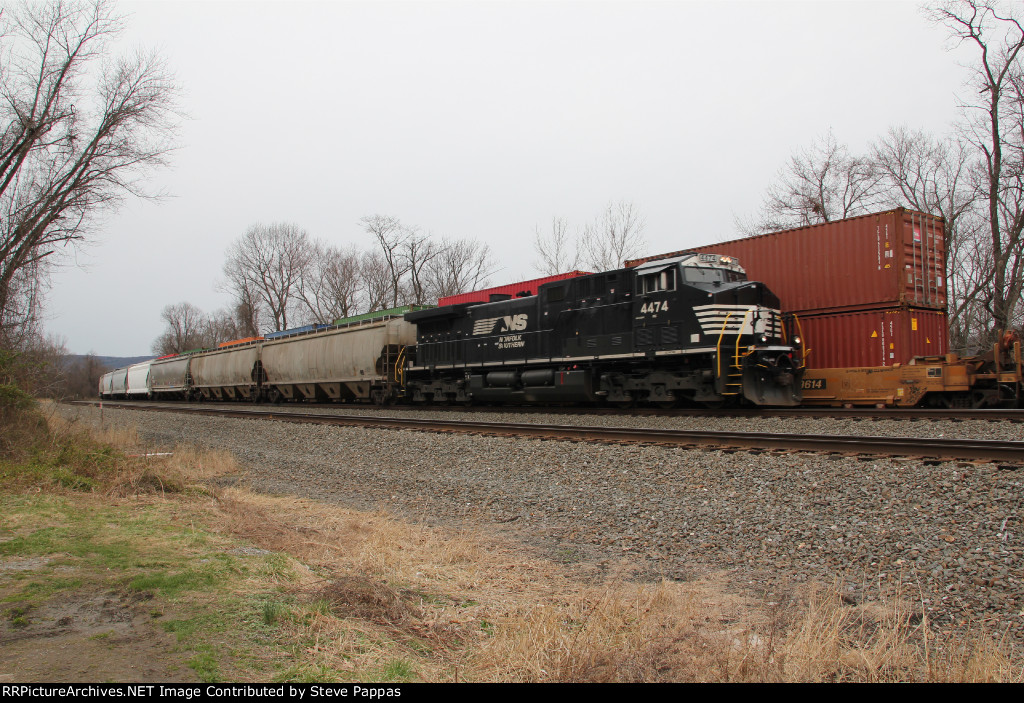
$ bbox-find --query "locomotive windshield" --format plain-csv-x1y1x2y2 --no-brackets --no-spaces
633,253,748,290
681,266,746,284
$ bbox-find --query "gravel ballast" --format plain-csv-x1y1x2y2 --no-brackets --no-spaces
62,404,1024,642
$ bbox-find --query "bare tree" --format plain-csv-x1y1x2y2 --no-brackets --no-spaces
0,332,68,397
0,0,178,345
579,200,647,271
218,272,263,338
359,251,392,314
401,229,441,305
222,222,314,332
532,216,578,275
231,297,261,338
360,215,412,308
151,301,209,355
929,0,1024,339
425,237,496,299
0,258,48,348
298,242,363,323
741,131,886,235
60,351,108,399
204,307,243,346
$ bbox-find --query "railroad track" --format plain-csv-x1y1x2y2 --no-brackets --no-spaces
77,398,1024,421
76,401,1024,465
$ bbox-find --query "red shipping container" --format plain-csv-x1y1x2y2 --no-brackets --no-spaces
792,307,948,369
628,209,947,314
437,271,591,306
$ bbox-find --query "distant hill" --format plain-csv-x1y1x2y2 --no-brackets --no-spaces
68,354,152,370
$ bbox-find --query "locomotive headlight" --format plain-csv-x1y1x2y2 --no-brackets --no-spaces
760,335,768,343
794,336,802,345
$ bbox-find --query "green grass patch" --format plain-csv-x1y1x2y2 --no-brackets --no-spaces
2,577,84,603
272,664,343,684
188,647,221,683
4,604,34,628
376,659,418,683
0,417,446,683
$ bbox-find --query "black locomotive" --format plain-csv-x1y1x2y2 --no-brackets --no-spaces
404,253,803,406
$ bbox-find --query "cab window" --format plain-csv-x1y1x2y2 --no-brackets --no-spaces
640,268,675,294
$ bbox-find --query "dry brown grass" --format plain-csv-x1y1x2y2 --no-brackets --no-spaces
40,404,1024,683
207,487,1023,682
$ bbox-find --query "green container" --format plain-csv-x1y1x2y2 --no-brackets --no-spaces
333,304,434,327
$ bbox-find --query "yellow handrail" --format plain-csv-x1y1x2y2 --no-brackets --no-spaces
394,346,406,385
734,308,753,367
715,312,733,380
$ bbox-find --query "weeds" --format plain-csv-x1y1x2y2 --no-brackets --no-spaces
1,400,1020,682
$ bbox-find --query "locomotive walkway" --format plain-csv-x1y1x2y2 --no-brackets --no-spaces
80,401,1024,465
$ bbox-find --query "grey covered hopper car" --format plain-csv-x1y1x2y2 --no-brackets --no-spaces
109,368,128,397
149,356,192,398
125,362,152,398
261,317,416,403
190,343,261,400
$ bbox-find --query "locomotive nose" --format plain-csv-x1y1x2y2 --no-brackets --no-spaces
710,280,782,310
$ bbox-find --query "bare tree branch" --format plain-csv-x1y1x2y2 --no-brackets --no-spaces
928,0,1024,339
0,0,179,346
222,222,314,332
743,130,887,235
532,216,578,275
425,237,496,299
579,200,647,271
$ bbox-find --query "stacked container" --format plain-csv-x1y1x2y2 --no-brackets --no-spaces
628,209,948,369
437,272,591,307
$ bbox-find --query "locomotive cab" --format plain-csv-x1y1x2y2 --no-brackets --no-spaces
631,253,801,406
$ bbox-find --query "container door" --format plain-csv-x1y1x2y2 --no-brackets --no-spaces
900,210,946,309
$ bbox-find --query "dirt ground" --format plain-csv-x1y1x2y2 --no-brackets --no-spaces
0,559,197,683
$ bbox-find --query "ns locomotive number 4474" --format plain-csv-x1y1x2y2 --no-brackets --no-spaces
403,253,803,407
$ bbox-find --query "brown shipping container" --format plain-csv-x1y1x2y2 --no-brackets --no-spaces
630,209,947,313
793,307,948,369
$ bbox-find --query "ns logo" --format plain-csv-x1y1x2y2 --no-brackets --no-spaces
472,314,528,335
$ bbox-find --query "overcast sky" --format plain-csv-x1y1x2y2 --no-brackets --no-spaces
46,0,974,356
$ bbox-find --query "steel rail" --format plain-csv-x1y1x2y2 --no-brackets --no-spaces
80,400,1024,421
77,401,1024,464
